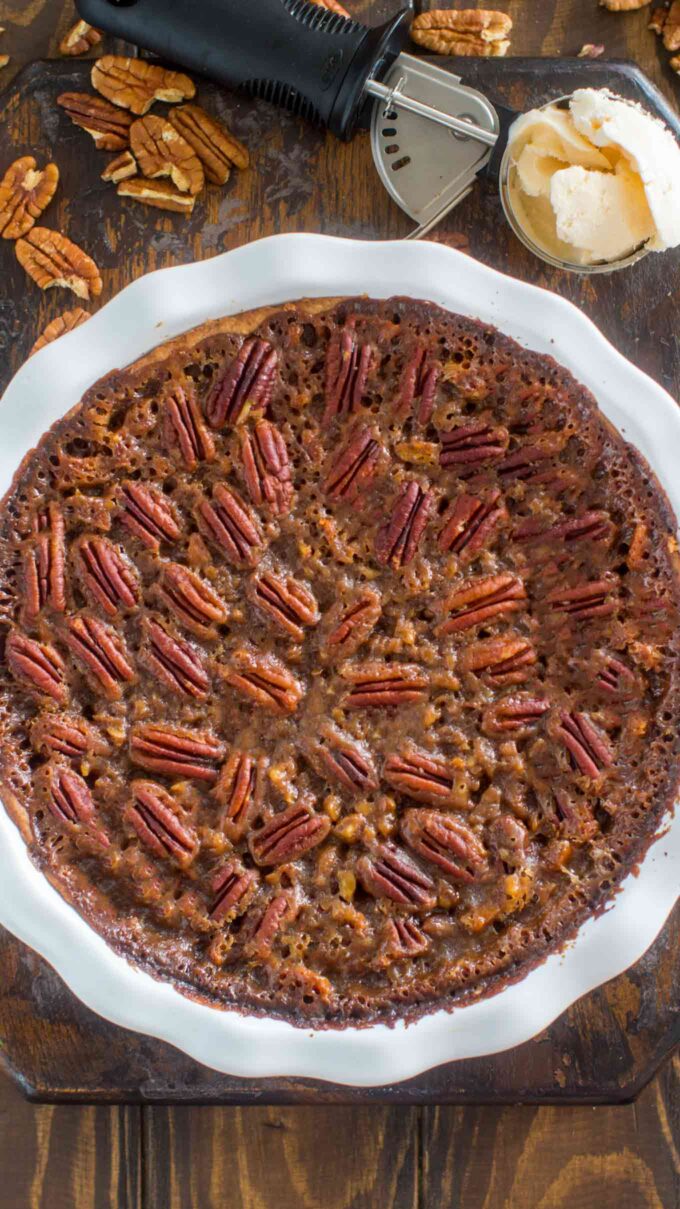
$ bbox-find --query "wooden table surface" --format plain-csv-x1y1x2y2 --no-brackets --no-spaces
0,1,678,1206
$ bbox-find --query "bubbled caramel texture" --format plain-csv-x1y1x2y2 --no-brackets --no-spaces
0,297,679,1026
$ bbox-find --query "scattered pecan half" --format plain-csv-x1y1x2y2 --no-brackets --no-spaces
126,779,199,866
320,588,382,663
375,481,434,567
157,562,228,637
196,483,263,567
323,422,383,503
213,751,265,841
57,92,133,150
322,329,372,425
438,488,507,559
401,809,489,882
64,614,135,699
383,748,459,806
578,43,605,57
117,178,197,213
91,56,196,116
130,722,225,781
554,711,614,779
210,862,257,922
482,695,549,738
0,157,59,240
101,150,137,183
38,761,96,826
596,655,635,697
222,648,303,714
130,115,204,195
22,501,66,620
305,723,379,794
459,635,537,686
437,572,525,636
59,19,102,56
649,7,668,34
16,228,102,300
239,420,293,515
410,8,512,56
163,384,215,470
553,789,598,843
599,0,650,9
243,894,294,958
249,802,331,866
439,420,509,475
663,2,680,50
31,711,110,759
342,661,428,708
206,338,277,428
168,104,249,184
248,570,319,640
381,917,430,959
497,439,560,482
117,481,181,550
30,307,89,355
74,535,139,616
546,579,616,621
141,616,209,698
357,844,436,908
395,346,440,425
6,629,67,703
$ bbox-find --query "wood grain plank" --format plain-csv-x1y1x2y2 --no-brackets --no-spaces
143,1105,419,1209
0,1068,142,1209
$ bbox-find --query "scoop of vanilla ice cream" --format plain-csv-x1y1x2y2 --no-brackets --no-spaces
506,88,680,265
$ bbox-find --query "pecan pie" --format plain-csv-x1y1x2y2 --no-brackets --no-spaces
1,296,678,1026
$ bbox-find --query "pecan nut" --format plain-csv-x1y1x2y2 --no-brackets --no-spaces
239,420,293,515
401,809,489,882
101,151,137,183
6,630,67,703
244,894,293,958
248,570,319,640
514,510,612,547
59,19,103,56
383,748,459,806
130,723,225,781
130,115,204,195
304,723,379,794
126,779,198,866
552,790,598,843
117,178,197,213
459,636,537,686
0,156,59,240
439,421,509,474
554,711,614,779
16,227,102,301
163,384,215,470
438,489,507,559
596,655,636,697
320,588,382,663
22,501,66,620
206,338,277,429
157,562,228,637
91,56,196,116
356,844,436,908
75,536,139,616
249,802,331,866
64,614,135,699
546,579,616,621
497,438,560,482
30,307,90,355
342,662,428,708
168,104,249,184
663,1,680,50
197,483,263,567
222,648,304,714
436,572,525,635
117,480,181,550
375,480,434,567
210,862,257,922
482,695,550,737
38,762,95,826
323,423,383,502
381,917,429,959
141,616,209,698
57,92,133,150
322,330,372,426
213,751,265,841
31,711,110,759
394,346,440,425
410,9,512,56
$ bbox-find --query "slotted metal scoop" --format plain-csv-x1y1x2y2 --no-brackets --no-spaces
77,0,514,238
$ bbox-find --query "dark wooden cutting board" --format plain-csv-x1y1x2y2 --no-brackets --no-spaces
0,56,678,1104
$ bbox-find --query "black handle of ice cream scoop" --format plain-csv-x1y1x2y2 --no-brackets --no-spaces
75,0,411,139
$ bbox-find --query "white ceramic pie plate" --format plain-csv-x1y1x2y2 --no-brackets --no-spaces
0,235,678,1086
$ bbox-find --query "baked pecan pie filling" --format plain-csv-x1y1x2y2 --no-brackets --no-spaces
0,296,678,1025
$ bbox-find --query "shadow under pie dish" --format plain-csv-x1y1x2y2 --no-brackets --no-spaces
0,272,678,1050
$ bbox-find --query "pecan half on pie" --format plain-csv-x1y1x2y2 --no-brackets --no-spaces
0,297,678,1026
